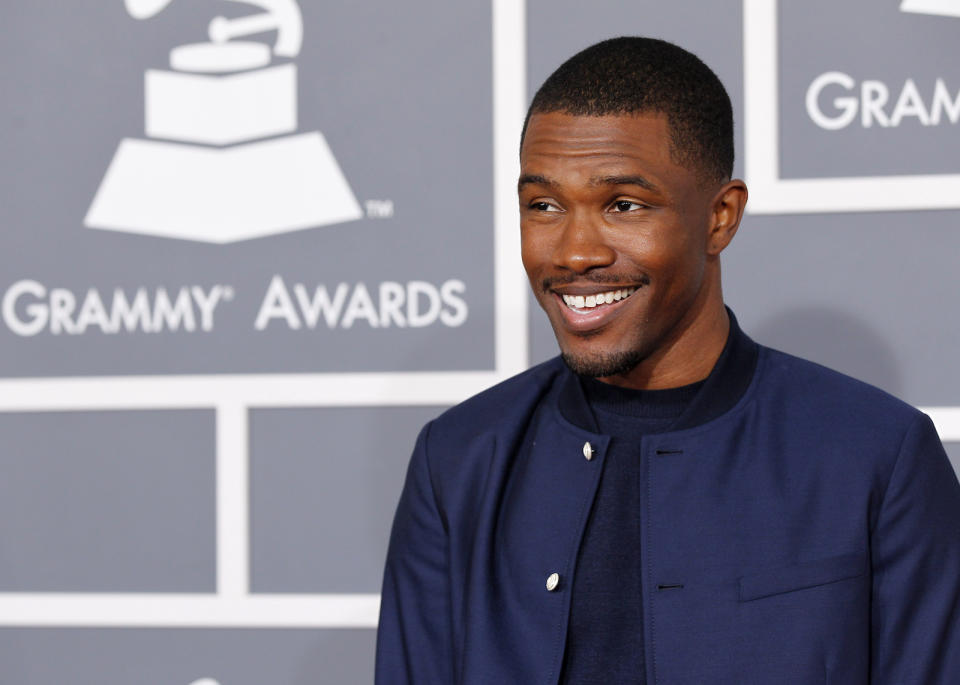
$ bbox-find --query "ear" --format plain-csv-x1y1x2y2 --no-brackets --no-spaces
706,180,748,256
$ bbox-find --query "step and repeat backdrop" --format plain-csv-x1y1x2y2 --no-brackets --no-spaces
0,0,957,682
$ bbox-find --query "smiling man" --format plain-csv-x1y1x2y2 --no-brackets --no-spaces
376,37,960,684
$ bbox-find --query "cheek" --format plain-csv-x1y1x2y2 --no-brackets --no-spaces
648,221,706,271
620,235,706,301
612,230,686,275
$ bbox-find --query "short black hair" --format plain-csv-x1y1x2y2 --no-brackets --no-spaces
522,37,734,183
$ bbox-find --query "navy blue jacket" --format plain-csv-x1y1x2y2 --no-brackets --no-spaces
376,325,960,684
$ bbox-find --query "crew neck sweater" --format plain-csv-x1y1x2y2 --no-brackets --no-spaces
558,376,703,684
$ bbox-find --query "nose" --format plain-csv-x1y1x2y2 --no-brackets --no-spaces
552,217,616,273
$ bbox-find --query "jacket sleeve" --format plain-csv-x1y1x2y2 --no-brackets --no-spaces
375,421,454,684
870,412,960,683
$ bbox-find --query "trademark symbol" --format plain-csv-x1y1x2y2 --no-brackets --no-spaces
365,199,395,218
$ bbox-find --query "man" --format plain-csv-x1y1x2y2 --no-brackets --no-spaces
375,37,960,683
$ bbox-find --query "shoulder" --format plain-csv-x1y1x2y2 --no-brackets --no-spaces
413,357,568,512
746,345,947,506
426,356,567,444
756,344,926,438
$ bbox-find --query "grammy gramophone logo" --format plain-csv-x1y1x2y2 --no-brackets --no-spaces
85,0,363,243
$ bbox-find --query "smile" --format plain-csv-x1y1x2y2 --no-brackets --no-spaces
561,287,637,311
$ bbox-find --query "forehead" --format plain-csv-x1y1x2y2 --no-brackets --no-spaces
520,112,687,184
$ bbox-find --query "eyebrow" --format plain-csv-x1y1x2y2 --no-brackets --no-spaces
591,175,659,192
517,174,553,191
517,173,659,193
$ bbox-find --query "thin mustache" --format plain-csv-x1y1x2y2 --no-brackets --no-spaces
541,273,650,291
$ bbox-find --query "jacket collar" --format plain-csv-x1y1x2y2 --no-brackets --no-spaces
556,308,759,433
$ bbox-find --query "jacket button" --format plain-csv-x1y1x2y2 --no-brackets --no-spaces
546,572,560,591
582,442,594,460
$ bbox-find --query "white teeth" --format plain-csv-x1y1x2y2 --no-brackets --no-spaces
561,287,637,310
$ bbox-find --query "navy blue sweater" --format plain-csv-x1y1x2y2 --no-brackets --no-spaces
559,318,756,683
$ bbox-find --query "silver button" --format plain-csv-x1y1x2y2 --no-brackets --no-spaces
546,572,560,591
582,441,594,460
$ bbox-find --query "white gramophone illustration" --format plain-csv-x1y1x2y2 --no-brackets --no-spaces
85,0,363,243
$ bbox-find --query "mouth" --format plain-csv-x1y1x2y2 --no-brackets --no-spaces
550,285,641,332
559,286,638,312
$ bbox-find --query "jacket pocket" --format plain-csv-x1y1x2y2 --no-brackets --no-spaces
738,552,866,602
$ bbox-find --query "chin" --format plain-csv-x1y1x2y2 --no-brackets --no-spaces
560,347,645,378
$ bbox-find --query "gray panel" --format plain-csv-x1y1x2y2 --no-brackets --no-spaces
0,410,214,592
250,406,442,593
0,628,374,685
0,1,494,376
945,443,960,480
725,211,960,406
779,0,960,178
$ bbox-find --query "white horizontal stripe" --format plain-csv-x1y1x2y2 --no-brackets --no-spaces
0,378,955,441
747,175,960,215
0,372,508,410
921,407,960,442
0,594,380,628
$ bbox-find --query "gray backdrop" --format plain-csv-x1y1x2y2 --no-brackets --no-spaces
0,0,957,682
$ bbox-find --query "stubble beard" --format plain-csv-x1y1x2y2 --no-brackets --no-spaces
560,347,647,379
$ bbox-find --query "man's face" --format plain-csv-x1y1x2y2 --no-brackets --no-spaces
519,111,722,383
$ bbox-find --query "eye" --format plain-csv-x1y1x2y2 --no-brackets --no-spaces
529,200,562,212
610,200,647,212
